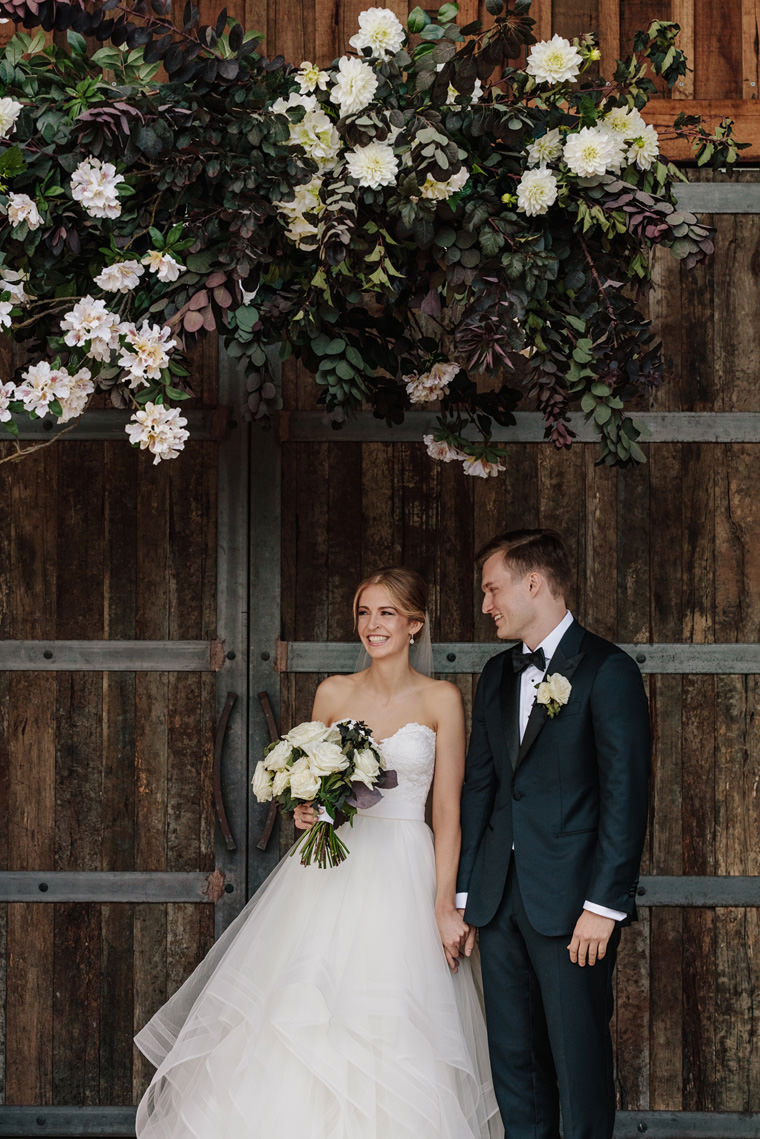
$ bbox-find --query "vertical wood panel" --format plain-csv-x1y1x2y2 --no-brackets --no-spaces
671,0,695,97
695,0,743,98
743,0,760,97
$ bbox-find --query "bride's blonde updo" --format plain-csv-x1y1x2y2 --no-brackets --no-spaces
352,567,428,629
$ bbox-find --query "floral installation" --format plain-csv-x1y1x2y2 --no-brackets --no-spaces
252,718,397,868
0,1,745,470
534,673,572,717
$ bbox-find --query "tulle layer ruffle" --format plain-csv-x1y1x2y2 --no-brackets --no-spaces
135,814,501,1138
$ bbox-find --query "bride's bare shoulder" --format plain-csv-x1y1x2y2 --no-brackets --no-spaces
313,672,360,718
416,675,464,713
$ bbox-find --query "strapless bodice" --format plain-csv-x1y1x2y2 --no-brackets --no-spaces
356,722,436,821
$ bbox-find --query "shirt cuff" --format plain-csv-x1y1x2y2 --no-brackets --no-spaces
455,892,468,910
584,899,627,922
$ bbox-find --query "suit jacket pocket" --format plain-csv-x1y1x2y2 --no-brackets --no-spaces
556,826,597,837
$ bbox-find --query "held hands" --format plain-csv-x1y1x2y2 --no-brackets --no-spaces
567,910,616,966
436,905,471,972
293,804,317,831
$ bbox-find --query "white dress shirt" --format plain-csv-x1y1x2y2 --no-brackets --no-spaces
456,611,626,922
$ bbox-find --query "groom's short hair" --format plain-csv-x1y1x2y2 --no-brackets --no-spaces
476,529,572,601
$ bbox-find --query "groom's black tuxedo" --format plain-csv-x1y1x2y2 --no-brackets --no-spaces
458,619,650,1139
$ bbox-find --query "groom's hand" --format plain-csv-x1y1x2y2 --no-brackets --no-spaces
567,911,615,967
458,909,477,959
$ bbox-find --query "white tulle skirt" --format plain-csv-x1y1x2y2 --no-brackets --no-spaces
135,813,502,1138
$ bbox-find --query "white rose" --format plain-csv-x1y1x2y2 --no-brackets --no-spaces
304,739,349,776
272,768,292,796
264,739,293,771
284,720,329,748
251,760,274,801
289,764,321,800
546,673,572,704
352,747,380,787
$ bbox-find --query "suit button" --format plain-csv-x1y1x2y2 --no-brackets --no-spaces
512,790,523,801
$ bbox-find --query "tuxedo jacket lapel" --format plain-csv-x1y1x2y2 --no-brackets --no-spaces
515,622,586,771
499,649,521,770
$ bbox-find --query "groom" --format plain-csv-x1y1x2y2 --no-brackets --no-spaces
457,529,650,1139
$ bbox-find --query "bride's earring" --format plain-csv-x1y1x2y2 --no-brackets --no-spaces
410,634,415,645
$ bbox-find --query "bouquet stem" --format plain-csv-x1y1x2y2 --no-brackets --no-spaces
291,820,350,868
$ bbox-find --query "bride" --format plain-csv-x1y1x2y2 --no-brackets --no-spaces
135,567,501,1138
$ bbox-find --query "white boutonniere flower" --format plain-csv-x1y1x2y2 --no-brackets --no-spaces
534,673,572,718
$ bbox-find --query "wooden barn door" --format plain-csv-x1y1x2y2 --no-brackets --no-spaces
0,348,274,1136
273,170,760,1138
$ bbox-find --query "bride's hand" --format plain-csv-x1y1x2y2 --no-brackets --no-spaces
436,905,470,972
293,804,317,831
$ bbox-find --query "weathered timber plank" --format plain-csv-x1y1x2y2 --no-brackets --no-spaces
328,444,364,642
5,905,54,1103
616,911,650,1110
0,640,219,670
537,443,585,606
695,0,742,98
650,908,684,1110
99,903,135,1104
616,459,651,643
0,872,215,902
715,908,756,1111
583,453,617,639
1,1107,758,1137
131,903,167,1102
743,0,760,98
55,673,103,872
282,641,760,674
52,904,100,1106
671,0,695,98
282,411,760,443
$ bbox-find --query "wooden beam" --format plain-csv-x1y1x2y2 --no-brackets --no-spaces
0,1107,757,1138
281,411,760,444
280,641,760,675
0,640,224,671
0,871,224,903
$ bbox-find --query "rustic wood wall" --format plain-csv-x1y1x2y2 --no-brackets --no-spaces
0,0,758,1131
277,169,760,1116
0,343,220,1109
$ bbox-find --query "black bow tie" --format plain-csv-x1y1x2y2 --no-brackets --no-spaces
511,645,546,673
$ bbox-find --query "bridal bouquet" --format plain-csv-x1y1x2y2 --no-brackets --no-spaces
252,718,397,868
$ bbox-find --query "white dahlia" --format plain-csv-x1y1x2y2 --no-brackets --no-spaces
526,127,563,168
295,61,330,94
435,64,483,105
0,97,23,137
7,193,43,230
349,8,405,60
516,167,558,216
563,126,623,177
420,166,469,200
70,156,124,219
602,105,648,140
94,259,145,293
289,108,341,170
526,35,583,85
627,124,659,170
278,176,324,247
329,56,378,117
125,401,189,464
346,142,398,188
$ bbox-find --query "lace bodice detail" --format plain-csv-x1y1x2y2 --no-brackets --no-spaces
357,722,436,821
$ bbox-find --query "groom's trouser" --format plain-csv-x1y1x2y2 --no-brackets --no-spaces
478,862,621,1139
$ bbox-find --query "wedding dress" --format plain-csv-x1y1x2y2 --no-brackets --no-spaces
135,722,502,1138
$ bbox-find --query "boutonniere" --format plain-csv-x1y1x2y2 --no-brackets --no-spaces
534,673,572,718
